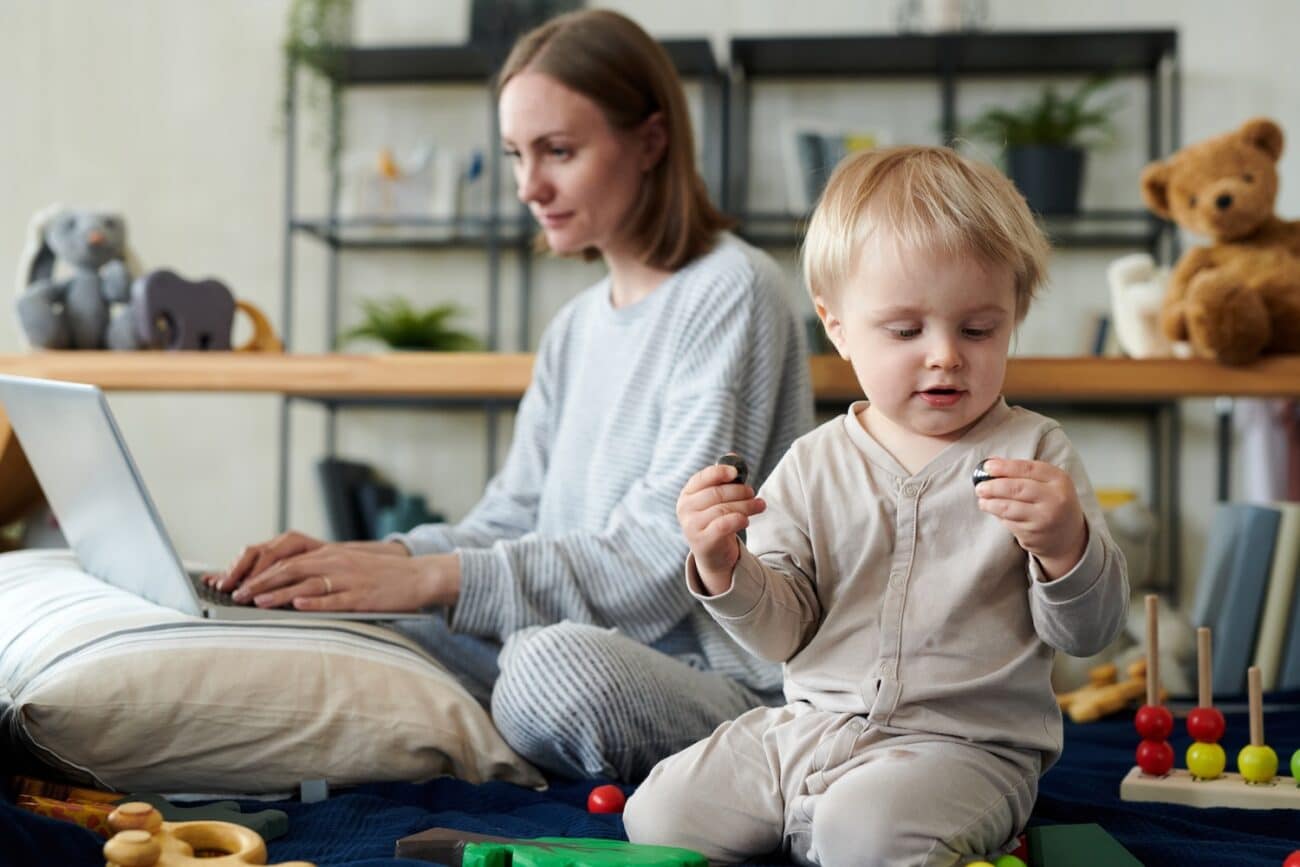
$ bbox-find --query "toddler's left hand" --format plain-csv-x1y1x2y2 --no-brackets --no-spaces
975,457,1087,580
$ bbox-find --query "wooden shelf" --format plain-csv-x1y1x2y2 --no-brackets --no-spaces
1,352,1300,401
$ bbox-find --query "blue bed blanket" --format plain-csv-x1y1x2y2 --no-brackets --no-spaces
8,696,1300,867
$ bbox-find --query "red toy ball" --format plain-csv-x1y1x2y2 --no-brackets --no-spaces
1134,704,1174,740
1283,851,1300,867
587,784,626,814
1186,706,1227,742
1136,738,1175,776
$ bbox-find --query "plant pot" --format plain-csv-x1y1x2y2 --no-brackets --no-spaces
1006,145,1085,216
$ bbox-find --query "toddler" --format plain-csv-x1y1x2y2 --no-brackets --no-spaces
624,145,1129,866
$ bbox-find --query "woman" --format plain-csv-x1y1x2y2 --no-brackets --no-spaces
210,9,813,781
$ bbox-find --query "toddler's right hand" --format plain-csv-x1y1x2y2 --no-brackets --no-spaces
676,462,766,596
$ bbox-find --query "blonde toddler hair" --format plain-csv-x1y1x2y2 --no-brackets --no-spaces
802,145,1051,321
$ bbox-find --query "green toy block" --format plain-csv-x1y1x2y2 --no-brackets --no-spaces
1026,823,1141,867
395,828,707,866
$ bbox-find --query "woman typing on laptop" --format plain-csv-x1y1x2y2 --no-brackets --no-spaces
207,9,812,783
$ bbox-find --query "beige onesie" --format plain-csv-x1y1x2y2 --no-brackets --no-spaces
625,399,1129,866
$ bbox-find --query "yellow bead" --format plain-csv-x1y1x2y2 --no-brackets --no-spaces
1238,744,1279,783
965,862,997,867
1187,741,1226,780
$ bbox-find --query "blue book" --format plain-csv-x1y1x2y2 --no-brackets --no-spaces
1190,503,1249,631
1211,504,1282,695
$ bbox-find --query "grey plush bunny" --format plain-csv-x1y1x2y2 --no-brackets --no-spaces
15,206,140,349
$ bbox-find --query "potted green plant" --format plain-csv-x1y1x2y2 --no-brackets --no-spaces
341,298,483,351
963,78,1121,215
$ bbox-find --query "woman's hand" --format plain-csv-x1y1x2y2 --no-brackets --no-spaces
228,546,461,612
676,463,765,596
204,530,329,593
975,457,1088,581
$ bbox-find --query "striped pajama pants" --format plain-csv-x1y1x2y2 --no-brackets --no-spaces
389,617,774,782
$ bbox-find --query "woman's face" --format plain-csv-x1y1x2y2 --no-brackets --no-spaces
499,71,662,257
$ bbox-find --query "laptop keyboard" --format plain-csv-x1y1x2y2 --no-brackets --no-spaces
191,575,239,606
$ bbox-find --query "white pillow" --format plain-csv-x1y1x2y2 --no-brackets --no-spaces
0,549,543,793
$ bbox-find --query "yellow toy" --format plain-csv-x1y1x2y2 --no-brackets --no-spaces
103,802,314,867
1056,659,1166,723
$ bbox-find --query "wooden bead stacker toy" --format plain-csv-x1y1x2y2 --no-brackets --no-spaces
103,802,315,867
1121,599,1300,809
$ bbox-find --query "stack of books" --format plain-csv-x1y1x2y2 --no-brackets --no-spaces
1190,501,1300,695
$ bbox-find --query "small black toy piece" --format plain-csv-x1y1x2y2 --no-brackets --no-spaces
716,453,748,486
972,458,997,487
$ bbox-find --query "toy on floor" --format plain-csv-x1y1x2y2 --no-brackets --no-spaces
965,856,1024,867
586,784,626,813
9,776,287,841
1184,627,1228,780
102,801,314,867
394,827,707,866
1133,595,1175,776
1285,851,1300,867
1056,657,1165,723
1120,601,1300,808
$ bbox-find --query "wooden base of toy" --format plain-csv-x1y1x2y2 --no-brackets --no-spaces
1121,766,1300,809
103,802,315,867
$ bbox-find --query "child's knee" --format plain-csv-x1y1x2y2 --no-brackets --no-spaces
624,771,691,846
810,785,944,867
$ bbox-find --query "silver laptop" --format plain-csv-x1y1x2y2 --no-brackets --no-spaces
0,374,429,621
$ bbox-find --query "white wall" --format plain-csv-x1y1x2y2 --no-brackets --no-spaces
2,1,1294,606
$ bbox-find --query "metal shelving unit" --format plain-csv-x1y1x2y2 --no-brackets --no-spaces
278,39,724,533
726,29,1181,259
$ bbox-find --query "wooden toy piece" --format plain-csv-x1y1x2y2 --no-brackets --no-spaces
1185,627,1227,780
126,794,289,842
1123,663,1300,809
394,828,708,866
992,856,1026,867
1121,764,1300,809
1283,851,1300,867
102,802,316,867
1133,595,1174,775
1058,659,1166,723
1237,666,1280,783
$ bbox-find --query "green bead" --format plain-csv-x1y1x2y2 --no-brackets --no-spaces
994,856,1028,867
1187,741,1226,780
1238,744,1279,783
1291,748,1300,783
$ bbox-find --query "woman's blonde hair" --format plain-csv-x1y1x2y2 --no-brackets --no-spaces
497,9,732,269
802,145,1051,321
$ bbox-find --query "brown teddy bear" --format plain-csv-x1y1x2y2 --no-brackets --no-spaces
1140,117,1300,364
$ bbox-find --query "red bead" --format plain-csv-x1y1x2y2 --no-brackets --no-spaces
1137,738,1174,775
1186,706,1226,742
1010,835,1029,861
1283,851,1300,867
1134,704,1174,740
587,784,626,814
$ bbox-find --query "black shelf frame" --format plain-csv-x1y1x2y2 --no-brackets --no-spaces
280,39,724,534
726,30,1181,262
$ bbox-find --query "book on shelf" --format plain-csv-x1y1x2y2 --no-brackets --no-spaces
1272,506,1300,691
1189,502,1248,635
782,120,888,214
1207,504,1281,695
1251,502,1300,690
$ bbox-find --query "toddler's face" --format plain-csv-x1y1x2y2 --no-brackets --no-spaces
816,238,1017,445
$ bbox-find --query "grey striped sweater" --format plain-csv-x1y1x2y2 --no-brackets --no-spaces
395,234,814,692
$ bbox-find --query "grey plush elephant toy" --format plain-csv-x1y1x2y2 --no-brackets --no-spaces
15,205,141,349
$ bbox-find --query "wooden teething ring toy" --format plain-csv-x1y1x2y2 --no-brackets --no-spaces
103,802,315,867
